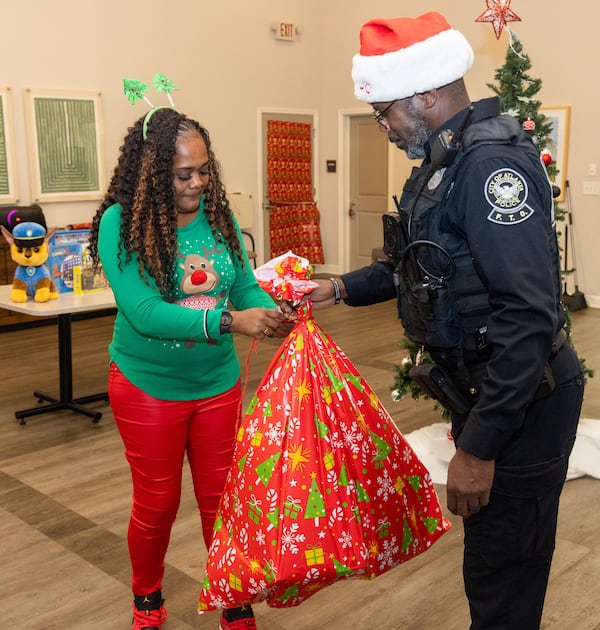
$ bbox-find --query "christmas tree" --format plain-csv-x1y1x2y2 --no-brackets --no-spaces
486,33,560,203
487,31,592,379
256,452,281,486
305,476,326,524
370,430,392,466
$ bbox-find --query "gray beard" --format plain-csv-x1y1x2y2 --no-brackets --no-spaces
405,143,427,160
403,102,430,160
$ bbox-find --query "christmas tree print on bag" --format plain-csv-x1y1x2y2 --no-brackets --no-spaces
198,252,451,612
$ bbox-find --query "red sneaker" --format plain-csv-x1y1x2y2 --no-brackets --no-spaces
219,607,257,630
131,603,168,630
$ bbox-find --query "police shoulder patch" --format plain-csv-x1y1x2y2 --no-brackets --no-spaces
484,168,533,225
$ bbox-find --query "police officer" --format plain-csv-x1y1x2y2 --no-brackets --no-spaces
310,12,584,630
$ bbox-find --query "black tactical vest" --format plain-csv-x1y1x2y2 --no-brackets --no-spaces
395,115,543,359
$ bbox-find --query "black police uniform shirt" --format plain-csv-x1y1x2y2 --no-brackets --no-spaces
342,98,565,461
442,99,564,459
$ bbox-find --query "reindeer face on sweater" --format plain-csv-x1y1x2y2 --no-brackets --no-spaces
176,243,227,313
179,253,219,294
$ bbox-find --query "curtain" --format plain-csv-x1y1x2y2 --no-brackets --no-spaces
267,120,324,264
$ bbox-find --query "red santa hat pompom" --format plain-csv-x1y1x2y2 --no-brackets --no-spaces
352,12,474,103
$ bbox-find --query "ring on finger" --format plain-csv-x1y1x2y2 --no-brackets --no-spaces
263,327,270,336
468,505,481,514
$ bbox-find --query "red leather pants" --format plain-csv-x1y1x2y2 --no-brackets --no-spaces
108,362,240,595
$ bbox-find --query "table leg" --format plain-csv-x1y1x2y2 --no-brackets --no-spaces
15,313,108,425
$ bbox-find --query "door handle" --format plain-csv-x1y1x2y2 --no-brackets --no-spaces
348,202,356,218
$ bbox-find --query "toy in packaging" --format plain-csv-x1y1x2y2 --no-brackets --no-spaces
47,229,108,293
73,255,109,294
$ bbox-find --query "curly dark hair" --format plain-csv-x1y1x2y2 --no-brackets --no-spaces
89,107,245,301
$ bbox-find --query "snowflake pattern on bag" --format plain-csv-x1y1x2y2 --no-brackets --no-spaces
198,304,451,612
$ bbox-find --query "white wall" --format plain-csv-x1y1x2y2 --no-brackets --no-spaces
2,0,599,302
2,0,322,227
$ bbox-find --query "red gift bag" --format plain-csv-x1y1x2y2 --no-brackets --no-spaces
198,253,450,612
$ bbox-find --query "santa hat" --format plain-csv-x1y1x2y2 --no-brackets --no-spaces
352,12,474,103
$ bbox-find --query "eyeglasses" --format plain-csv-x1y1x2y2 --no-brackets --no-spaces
372,100,398,126
372,95,416,126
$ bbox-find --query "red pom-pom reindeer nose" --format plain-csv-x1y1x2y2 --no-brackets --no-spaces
191,269,207,285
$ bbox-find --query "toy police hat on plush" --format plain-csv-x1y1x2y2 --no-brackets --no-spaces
12,221,47,247
352,11,474,103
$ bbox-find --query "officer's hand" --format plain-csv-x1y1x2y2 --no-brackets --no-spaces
446,447,494,519
307,279,344,310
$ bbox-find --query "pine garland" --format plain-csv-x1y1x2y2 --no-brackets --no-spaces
391,339,450,420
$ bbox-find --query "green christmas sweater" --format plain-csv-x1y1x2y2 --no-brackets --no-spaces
98,202,276,400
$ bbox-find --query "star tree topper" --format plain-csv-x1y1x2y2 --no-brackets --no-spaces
476,0,522,39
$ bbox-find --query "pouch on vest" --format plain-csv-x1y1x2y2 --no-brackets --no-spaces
397,240,463,348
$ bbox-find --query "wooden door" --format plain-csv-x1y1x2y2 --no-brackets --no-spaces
348,115,388,271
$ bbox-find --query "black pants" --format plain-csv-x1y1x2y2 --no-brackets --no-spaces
457,344,584,630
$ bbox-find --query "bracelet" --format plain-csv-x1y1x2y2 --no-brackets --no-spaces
329,277,341,305
203,309,211,340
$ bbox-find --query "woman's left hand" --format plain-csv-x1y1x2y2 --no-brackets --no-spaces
230,306,295,340
269,319,296,338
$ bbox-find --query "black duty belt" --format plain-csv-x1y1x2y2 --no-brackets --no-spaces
459,328,568,404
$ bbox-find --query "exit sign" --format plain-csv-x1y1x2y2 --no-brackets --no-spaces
273,22,296,41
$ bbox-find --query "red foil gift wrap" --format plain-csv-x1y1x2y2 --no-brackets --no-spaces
251,251,318,305
198,255,450,612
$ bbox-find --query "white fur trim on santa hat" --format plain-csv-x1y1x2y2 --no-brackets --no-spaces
352,27,474,103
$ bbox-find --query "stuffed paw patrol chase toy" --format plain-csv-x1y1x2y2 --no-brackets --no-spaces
1,221,58,303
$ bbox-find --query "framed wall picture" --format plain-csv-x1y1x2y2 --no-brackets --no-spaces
540,106,570,202
0,86,19,203
24,88,105,202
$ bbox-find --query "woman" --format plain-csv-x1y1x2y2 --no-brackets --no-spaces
89,106,293,630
